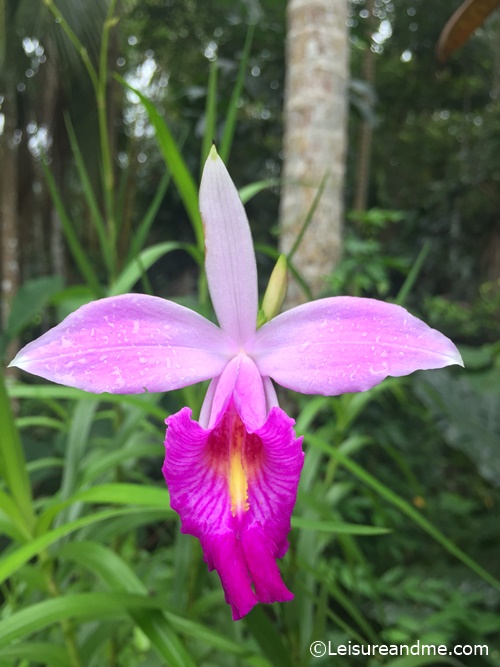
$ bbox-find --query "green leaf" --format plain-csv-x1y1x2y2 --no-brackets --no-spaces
15,416,66,432
116,75,204,250
73,482,170,508
309,433,500,592
0,642,69,667
109,241,202,296
40,157,103,296
395,240,431,306
60,542,196,667
239,179,279,204
291,517,391,535
0,371,35,532
57,401,98,518
5,275,64,342
126,170,171,264
61,541,265,666
201,57,218,170
386,655,465,667
81,443,163,485
37,482,172,535
219,23,255,162
7,383,166,422
0,490,32,541
0,592,167,649
245,605,294,667
0,507,165,586
64,112,111,273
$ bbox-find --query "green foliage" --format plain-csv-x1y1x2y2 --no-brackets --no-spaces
425,282,500,344
328,209,409,298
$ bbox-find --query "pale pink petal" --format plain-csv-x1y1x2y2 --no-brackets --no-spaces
9,294,236,394
263,377,279,411
199,148,258,344
204,353,267,430
233,354,267,429
249,297,464,396
163,396,303,620
199,377,219,428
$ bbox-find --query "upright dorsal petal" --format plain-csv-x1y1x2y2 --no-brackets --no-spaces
200,146,258,344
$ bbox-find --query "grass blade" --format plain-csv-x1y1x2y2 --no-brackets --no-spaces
126,170,171,264
0,592,167,649
219,23,255,162
308,433,500,592
0,371,35,531
41,158,103,296
109,241,202,296
201,57,218,170
0,507,166,586
115,75,204,250
64,112,112,274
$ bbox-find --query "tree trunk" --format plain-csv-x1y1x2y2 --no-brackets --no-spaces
352,0,375,213
279,0,349,306
0,86,19,329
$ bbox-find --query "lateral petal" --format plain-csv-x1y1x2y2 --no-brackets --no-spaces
199,147,258,344
250,297,463,395
9,294,235,393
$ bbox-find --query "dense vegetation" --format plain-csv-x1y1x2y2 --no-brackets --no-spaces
1,0,499,665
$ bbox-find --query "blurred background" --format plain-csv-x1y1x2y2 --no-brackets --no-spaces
1,0,500,665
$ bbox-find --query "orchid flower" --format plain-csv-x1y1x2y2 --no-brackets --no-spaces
9,146,463,620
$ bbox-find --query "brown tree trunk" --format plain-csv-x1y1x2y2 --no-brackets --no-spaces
0,87,19,328
279,0,349,306
352,0,376,213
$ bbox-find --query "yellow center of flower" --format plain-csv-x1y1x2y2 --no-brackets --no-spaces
229,417,249,517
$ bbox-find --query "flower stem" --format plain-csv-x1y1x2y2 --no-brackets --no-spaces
40,552,83,667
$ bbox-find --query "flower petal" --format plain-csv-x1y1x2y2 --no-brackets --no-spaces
163,398,303,620
199,147,258,344
9,294,235,393
249,297,463,395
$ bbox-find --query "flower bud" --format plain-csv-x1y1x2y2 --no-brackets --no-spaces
258,255,288,327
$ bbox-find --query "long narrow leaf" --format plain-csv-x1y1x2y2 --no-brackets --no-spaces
0,371,35,531
7,384,166,422
201,57,218,170
41,158,103,296
395,240,431,306
0,507,165,586
308,433,500,592
0,592,167,649
109,241,202,296
219,23,255,162
64,113,112,273
37,483,172,535
126,170,171,264
60,541,196,666
61,541,271,666
291,517,391,535
115,75,204,250
0,642,69,667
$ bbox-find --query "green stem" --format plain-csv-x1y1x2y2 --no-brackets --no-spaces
97,0,119,282
42,0,99,91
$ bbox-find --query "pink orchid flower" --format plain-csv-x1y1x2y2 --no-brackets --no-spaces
9,146,463,620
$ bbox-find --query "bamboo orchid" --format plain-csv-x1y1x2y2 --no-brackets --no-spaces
9,146,463,620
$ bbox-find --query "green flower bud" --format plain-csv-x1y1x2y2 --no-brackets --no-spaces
258,255,288,328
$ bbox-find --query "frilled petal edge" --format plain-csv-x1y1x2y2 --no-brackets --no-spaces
248,297,463,396
163,402,304,620
9,294,236,393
